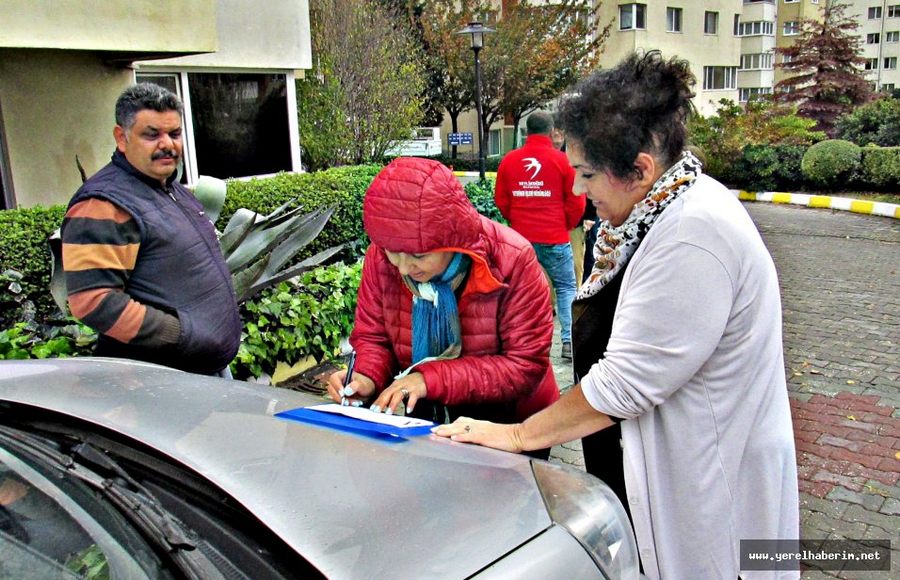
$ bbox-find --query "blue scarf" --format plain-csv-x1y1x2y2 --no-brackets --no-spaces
409,253,470,364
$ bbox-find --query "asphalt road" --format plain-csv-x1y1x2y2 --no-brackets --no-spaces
548,201,899,578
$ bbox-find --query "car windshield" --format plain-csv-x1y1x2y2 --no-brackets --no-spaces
0,442,168,579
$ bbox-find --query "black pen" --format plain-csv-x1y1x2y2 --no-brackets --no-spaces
341,351,357,406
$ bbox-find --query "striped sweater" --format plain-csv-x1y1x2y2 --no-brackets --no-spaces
62,198,181,348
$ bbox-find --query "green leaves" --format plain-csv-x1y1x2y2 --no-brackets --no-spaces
232,261,363,379
0,319,97,360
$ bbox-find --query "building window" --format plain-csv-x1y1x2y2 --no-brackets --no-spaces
784,0,798,3
782,54,794,64
865,58,879,70
740,53,774,70
867,32,881,44
869,6,883,19
885,57,898,69
488,128,502,157
882,83,896,92
783,21,799,36
703,66,737,90
705,11,719,34
739,87,773,103
619,4,646,30
737,21,775,36
890,5,900,18
887,31,900,42
667,7,682,33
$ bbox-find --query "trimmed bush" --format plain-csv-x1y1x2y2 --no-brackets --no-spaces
0,205,66,323
801,140,861,189
859,146,900,189
234,260,362,379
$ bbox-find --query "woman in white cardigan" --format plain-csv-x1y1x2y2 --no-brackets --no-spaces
434,50,799,579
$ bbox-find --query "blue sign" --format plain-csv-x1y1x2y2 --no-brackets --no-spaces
448,132,473,146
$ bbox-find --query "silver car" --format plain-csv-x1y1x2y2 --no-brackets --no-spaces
0,358,638,579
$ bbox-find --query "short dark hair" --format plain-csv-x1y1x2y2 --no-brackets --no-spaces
115,83,183,130
526,111,553,135
557,50,695,181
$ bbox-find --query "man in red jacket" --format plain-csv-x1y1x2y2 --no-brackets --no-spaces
495,112,584,359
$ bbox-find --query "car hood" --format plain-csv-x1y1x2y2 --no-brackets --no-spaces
0,359,552,578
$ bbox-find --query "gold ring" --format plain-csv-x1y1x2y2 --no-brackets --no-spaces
464,425,471,433
400,388,410,399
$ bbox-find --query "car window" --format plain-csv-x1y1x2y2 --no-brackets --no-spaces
0,447,168,579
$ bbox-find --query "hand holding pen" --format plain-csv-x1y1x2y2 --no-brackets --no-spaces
340,350,356,406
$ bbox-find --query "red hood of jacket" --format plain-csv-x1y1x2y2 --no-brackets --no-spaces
364,157,502,295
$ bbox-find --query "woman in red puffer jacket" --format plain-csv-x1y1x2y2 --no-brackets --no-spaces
326,157,559,452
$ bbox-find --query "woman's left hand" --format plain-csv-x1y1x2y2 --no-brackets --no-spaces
371,372,427,415
431,417,525,454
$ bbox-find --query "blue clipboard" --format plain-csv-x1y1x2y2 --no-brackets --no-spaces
276,405,436,437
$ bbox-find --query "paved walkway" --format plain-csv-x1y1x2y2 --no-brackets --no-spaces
547,202,899,578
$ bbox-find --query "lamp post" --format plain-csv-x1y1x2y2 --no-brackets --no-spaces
456,21,495,181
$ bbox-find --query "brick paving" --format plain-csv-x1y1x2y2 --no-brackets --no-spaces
548,202,899,577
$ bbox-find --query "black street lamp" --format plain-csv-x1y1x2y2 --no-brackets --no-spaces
456,21,495,181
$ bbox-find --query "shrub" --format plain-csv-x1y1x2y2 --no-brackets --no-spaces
731,144,808,191
397,154,501,173
859,146,900,189
219,165,381,261
233,260,363,379
801,140,861,189
0,205,66,322
689,98,824,186
464,178,506,225
0,319,96,360
835,97,900,147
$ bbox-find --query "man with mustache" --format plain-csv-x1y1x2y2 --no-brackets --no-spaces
60,83,240,376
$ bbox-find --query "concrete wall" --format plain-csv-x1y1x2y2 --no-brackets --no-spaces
145,0,311,70
0,50,133,208
0,0,216,55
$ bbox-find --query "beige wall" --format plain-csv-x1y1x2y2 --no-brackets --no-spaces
145,0,311,70
596,1,744,115
0,0,216,55
0,50,133,208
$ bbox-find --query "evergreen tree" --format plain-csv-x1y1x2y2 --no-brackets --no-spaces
774,0,874,136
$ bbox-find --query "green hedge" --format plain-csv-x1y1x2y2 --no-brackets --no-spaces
860,146,900,189
234,260,362,379
0,205,66,323
393,154,501,173
220,164,382,260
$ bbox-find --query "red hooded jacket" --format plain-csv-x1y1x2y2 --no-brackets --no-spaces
353,157,559,423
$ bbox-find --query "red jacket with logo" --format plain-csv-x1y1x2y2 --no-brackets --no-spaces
494,134,583,244
352,158,560,423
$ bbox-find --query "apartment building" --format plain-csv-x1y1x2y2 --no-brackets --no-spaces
849,0,900,93
595,1,744,115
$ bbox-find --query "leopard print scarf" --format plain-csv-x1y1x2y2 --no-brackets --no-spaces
577,151,702,299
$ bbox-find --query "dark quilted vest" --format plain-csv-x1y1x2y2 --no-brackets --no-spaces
69,152,240,374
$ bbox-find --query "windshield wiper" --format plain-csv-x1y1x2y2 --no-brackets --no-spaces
0,425,230,580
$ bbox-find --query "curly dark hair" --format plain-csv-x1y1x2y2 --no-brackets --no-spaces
557,50,695,181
